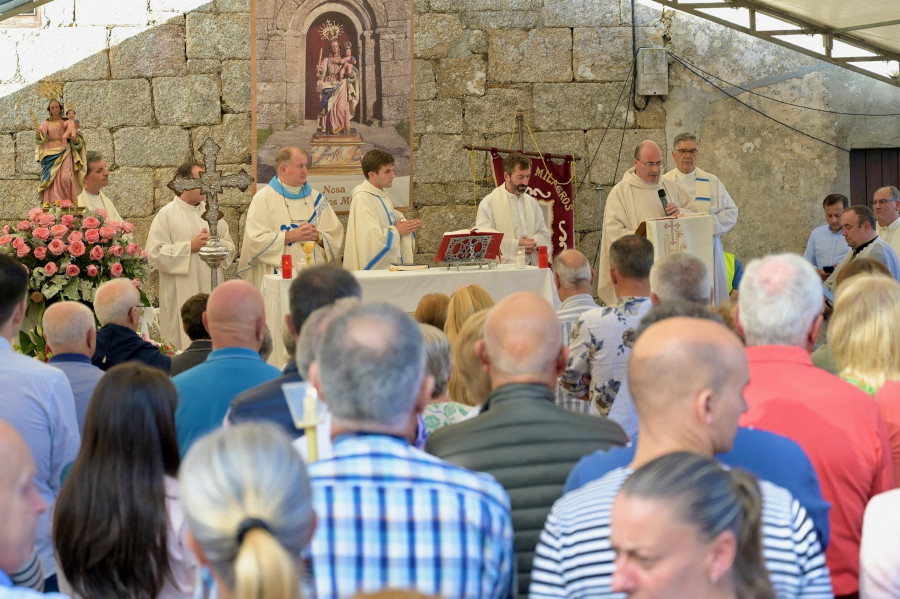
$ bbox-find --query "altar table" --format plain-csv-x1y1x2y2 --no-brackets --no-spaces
262,264,558,368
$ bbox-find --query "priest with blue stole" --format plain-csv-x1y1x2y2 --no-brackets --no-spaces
238,146,344,289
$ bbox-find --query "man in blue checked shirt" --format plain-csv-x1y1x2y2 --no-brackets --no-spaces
306,302,516,599
803,193,850,280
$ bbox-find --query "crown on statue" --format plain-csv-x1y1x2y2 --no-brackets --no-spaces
319,20,343,42
344,41,352,50
38,78,63,102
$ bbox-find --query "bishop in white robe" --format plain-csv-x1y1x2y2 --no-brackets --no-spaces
147,190,235,350
238,179,344,288
238,147,344,289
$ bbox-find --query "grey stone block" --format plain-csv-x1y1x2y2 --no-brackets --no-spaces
413,60,438,101
414,13,463,60
186,12,251,60
153,75,222,125
533,82,637,131
413,134,469,184
187,59,222,74
464,87,534,135
0,179,41,220
222,60,251,113
414,99,463,135
190,113,252,165
14,131,42,176
114,127,191,168
0,134,15,177
416,205,477,253
542,0,622,27
65,79,154,129
489,29,572,84
436,56,486,98
105,167,155,219
110,23,186,78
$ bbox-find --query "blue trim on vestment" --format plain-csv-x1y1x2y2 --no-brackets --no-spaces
363,194,397,270
268,176,312,199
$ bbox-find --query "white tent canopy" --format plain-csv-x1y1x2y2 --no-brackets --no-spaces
647,0,900,86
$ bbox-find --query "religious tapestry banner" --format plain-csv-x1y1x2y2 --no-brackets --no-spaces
252,0,414,213
491,150,575,256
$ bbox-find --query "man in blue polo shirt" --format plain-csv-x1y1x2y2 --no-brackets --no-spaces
174,280,280,456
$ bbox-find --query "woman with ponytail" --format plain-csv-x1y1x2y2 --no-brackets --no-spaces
179,423,315,599
610,452,775,599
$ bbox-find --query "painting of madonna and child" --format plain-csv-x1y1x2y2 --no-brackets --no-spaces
254,0,413,212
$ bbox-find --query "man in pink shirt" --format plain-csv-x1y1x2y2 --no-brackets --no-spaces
735,252,892,598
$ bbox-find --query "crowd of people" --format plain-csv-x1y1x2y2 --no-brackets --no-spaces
4,125,900,599
3,225,900,598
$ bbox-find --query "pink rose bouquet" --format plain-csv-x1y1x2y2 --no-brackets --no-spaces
1,205,152,360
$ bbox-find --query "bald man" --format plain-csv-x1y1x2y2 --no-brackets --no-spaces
43,302,104,433
173,280,280,456
0,422,68,598
426,291,626,596
531,317,833,598
596,140,696,306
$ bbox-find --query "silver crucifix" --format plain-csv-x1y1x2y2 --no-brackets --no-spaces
167,137,254,289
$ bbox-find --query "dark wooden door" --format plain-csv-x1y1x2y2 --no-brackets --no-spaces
850,148,900,206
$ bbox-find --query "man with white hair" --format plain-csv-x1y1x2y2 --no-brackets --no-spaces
736,252,892,598
427,292,626,595
663,132,738,303
307,303,516,599
552,249,597,346
91,279,170,372
649,251,711,305
873,185,900,257
43,302,104,432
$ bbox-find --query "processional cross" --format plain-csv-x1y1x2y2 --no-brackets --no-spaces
167,137,254,289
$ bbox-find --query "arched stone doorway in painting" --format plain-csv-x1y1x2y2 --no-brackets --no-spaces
286,0,379,128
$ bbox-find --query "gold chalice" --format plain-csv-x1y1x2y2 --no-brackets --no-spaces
300,241,316,266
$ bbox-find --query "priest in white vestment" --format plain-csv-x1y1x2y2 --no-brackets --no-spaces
147,162,236,350
77,152,123,222
663,133,738,304
597,140,697,306
475,152,551,265
344,149,420,270
238,147,344,288
873,186,900,258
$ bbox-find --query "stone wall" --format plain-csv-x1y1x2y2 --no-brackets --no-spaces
411,0,900,268
0,0,252,295
3,0,900,291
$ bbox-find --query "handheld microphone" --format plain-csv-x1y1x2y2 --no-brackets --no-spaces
657,188,669,212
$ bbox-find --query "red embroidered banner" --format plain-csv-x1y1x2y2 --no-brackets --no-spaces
491,150,575,256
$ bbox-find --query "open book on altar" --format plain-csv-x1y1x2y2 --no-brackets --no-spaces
436,228,504,262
